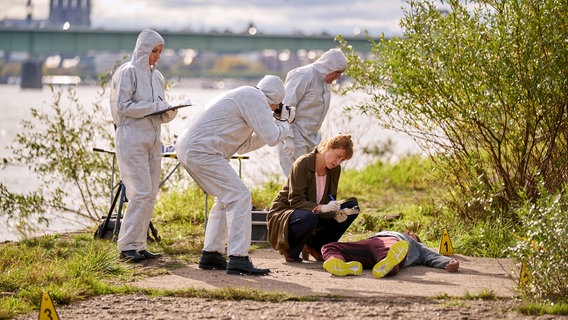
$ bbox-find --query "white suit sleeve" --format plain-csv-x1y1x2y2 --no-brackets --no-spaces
237,121,289,154
236,98,289,154
114,68,159,119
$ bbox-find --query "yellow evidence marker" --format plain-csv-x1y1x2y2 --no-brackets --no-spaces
438,229,455,256
39,291,60,320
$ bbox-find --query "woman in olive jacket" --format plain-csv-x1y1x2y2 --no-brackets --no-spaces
267,134,359,263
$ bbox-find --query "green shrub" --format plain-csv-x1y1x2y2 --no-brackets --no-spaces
509,190,568,303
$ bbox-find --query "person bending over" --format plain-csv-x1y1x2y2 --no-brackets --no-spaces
176,75,295,276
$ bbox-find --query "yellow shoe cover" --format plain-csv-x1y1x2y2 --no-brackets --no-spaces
372,240,409,279
323,258,363,277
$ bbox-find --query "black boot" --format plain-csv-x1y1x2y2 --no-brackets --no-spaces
138,249,162,259
120,250,145,262
227,255,270,275
199,251,227,270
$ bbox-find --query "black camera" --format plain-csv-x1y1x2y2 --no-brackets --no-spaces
273,103,290,121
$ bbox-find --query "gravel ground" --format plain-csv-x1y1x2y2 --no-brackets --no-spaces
17,294,563,320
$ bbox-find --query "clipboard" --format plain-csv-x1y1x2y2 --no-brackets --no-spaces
144,104,191,117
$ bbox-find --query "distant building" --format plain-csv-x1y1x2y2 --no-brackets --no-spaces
0,0,91,29
48,0,91,28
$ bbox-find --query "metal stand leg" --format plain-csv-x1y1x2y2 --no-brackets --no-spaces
204,193,208,230
113,182,126,241
94,180,125,240
160,162,181,188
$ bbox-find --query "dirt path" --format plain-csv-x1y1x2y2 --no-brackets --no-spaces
136,249,519,298
19,248,563,320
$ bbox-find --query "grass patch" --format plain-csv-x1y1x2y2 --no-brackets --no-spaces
519,303,568,316
464,289,497,301
0,233,138,318
148,287,313,303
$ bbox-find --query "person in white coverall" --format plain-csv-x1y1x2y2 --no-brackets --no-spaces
176,75,295,275
278,48,348,177
109,29,178,262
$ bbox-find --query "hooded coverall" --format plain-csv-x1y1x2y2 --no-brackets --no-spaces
109,29,177,252
277,48,348,177
176,75,289,257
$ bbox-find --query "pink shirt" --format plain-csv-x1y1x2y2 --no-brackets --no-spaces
315,172,327,204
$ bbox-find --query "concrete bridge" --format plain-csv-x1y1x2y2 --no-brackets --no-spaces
0,27,378,54
1,27,379,88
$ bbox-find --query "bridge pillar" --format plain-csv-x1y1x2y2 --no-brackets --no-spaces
20,58,43,89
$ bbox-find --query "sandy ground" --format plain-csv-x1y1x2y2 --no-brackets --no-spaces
134,248,520,298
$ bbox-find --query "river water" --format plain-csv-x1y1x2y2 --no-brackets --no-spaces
0,82,420,241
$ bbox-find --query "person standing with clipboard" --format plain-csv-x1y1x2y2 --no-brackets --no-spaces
109,29,178,262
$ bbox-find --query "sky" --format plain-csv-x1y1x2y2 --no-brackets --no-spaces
3,0,411,37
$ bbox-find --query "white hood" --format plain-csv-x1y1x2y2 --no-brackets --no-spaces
257,75,285,105
312,48,347,76
131,29,165,70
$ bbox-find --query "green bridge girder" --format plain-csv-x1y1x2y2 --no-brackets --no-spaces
0,28,378,55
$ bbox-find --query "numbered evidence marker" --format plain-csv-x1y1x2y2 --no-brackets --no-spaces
438,229,455,256
39,291,60,320
519,261,531,287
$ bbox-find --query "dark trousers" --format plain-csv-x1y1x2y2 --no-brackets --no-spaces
320,235,402,276
287,199,359,259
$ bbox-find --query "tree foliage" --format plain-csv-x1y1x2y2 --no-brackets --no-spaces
341,0,568,220
1,80,115,237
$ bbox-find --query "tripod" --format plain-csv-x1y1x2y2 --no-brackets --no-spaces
93,148,160,242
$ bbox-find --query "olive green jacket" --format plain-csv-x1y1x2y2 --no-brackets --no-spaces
267,149,341,252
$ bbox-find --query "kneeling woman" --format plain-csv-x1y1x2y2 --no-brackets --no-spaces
267,134,359,262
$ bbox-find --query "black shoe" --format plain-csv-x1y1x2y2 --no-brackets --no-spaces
120,250,145,262
227,255,270,275
138,249,162,259
198,251,227,270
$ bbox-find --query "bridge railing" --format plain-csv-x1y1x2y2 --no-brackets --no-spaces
0,27,378,55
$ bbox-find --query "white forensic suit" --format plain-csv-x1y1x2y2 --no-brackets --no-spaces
176,75,289,257
277,48,348,177
109,29,177,252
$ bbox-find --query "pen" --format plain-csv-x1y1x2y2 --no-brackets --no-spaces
329,194,335,201
158,96,163,101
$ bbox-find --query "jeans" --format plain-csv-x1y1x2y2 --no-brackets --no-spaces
287,198,359,259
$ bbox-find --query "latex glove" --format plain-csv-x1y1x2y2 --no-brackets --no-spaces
321,201,340,213
274,105,296,123
282,105,296,123
282,137,295,159
334,211,348,223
